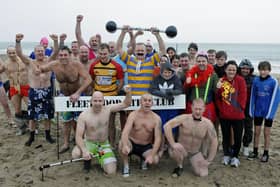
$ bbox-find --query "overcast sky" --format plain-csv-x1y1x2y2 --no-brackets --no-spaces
1,0,280,43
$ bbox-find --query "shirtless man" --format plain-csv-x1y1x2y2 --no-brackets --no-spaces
71,85,132,174
79,45,92,96
79,45,91,71
5,46,27,132
15,33,59,145
75,15,101,60
0,58,13,125
40,45,92,153
1,46,29,132
164,98,218,177
119,93,162,177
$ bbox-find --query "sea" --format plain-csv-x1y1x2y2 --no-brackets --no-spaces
1,42,280,74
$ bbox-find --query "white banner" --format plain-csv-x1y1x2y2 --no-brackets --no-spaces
54,95,186,112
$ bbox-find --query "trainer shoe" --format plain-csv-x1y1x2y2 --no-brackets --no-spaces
222,156,231,165
247,152,258,161
230,157,240,167
243,147,249,157
122,166,130,177
141,159,148,170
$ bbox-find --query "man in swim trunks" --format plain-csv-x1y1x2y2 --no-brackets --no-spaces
40,44,92,153
119,93,162,177
1,46,30,132
71,85,132,174
15,33,59,144
89,43,124,148
164,98,218,177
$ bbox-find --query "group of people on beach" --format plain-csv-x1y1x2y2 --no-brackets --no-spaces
0,15,279,178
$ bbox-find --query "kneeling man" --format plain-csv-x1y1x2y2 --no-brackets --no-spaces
72,85,131,175
119,93,162,177
164,98,218,177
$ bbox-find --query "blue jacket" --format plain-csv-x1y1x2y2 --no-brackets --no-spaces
249,75,280,119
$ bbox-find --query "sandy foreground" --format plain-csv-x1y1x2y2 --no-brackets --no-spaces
0,107,279,187
0,55,280,187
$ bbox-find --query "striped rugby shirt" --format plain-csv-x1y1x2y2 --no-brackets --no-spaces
89,59,124,96
120,51,160,95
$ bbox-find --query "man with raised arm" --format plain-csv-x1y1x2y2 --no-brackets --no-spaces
72,85,132,175
40,43,92,153
119,93,162,177
1,46,30,134
15,33,59,144
164,98,218,177
116,25,165,95
75,15,101,60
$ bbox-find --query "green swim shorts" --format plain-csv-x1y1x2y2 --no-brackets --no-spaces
61,111,81,122
85,140,116,167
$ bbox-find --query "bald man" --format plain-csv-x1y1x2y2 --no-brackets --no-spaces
119,93,162,177
71,85,132,175
79,45,91,70
164,98,218,177
78,45,92,96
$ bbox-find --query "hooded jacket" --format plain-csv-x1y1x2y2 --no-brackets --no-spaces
149,63,183,98
249,75,280,119
238,59,255,116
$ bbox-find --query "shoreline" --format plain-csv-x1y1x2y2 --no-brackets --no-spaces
1,54,280,77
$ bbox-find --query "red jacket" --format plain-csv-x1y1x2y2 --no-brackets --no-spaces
216,75,247,120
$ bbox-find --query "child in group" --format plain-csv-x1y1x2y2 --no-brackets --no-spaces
248,61,280,162
170,54,181,75
149,62,183,156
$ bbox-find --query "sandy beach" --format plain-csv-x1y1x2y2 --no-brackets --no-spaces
0,54,280,187
0,105,279,187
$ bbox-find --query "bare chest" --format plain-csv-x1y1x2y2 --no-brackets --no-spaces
7,62,27,73
133,119,155,133
55,66,79,83
85,109,111,130
181,123,207,139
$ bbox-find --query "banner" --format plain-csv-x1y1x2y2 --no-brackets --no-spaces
54,94,186,112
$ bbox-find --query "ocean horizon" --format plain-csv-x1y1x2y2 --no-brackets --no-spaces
1,42,280,74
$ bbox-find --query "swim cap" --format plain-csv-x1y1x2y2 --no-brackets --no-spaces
40,37,49,45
